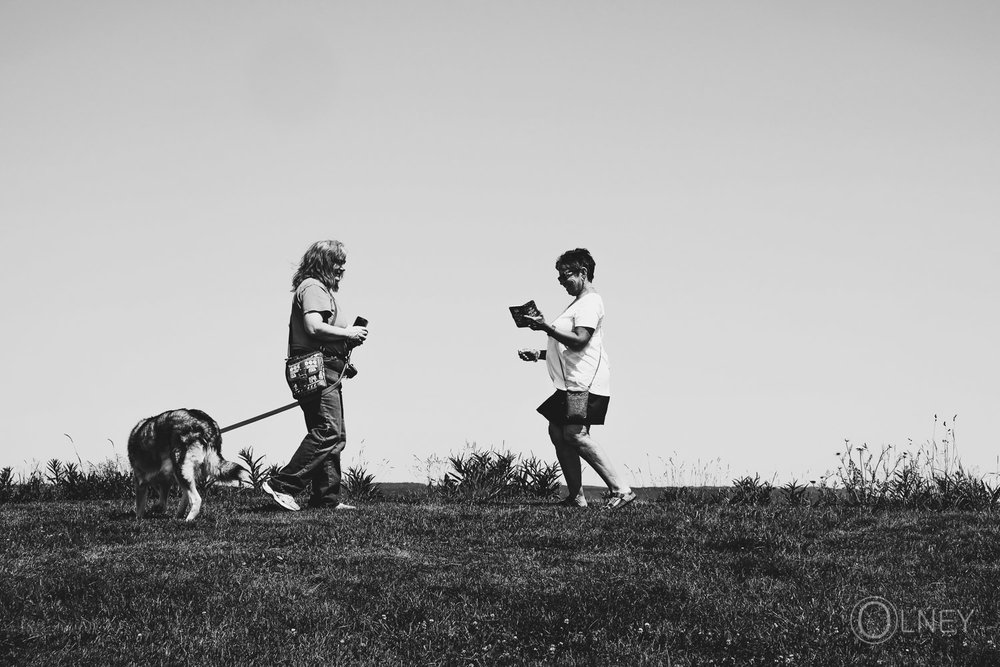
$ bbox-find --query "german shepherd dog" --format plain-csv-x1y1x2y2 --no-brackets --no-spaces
127,408,247,521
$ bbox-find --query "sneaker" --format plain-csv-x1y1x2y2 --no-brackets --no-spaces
262,480,300,511
604,490,637,510
558,496,588,508
308,499,356,510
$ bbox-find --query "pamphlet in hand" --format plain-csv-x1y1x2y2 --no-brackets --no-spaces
509,300,542,328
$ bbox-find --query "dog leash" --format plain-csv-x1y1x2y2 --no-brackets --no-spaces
220,401,299,434
220,356,352,434
226,286,361,435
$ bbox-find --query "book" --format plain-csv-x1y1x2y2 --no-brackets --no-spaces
509,300,542,328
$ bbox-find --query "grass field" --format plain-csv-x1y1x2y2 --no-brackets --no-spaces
3,490,1000,666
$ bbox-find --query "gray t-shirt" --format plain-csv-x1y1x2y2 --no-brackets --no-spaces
288,278,348,357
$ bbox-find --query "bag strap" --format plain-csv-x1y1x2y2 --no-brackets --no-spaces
553,293,602,392
555,338,601,392
287,280,339,360
286,301,298,359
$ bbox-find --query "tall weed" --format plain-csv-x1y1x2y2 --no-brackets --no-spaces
1,458,132,503
832,415,999,510
237,447,270,490
430,446,561,502
344,465,383,501
729,474,774,506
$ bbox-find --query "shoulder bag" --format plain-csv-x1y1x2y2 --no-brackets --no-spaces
557,346,602,424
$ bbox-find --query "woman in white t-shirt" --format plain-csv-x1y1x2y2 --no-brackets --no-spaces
518,248,636,509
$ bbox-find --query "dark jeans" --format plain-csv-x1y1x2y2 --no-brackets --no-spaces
269,385,347,506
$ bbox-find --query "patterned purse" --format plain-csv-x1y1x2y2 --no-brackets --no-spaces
285,351,327,399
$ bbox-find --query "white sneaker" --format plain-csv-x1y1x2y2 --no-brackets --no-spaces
604,490,637,510
262,480,300,511
335,503,357,511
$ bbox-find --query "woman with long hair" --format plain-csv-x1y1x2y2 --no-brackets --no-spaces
262,240,369,511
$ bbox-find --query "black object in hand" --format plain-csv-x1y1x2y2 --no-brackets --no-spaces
509,301,541,328
346,316,367,379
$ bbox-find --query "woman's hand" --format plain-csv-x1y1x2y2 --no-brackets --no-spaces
517,348,542,362
524,314,547,331
345,325,368,346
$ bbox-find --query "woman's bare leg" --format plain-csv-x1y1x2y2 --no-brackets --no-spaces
562,424,631,495
548,422,586,502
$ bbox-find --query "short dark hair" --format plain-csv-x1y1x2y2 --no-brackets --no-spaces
555,248,596,281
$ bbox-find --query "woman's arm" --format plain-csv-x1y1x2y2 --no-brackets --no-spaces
303,311,368,346
543,325,593,351
526,315,592,351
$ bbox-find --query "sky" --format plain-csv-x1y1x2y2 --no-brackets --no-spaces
2,1,999,486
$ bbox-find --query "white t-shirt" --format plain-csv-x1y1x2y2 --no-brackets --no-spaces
546,292,611,396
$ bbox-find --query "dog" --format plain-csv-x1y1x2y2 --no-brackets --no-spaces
127,408,248,521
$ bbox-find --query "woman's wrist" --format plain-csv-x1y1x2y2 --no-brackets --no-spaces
326,325,350,340
325,325,361,343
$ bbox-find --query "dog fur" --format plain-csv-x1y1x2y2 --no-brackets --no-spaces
127,408,247,521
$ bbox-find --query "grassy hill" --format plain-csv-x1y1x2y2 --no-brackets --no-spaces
3,493,999,665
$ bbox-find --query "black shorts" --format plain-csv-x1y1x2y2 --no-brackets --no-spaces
536,390,610,426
